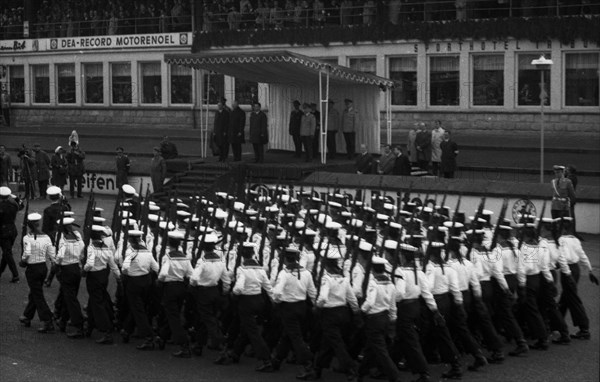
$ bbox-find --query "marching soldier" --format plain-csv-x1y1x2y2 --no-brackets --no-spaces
54,216,85,338
0,186,20,283
121,229,158,350
42,185,70,286
20,213,55,333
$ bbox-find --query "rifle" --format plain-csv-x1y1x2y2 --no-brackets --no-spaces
534,200,547,242
121,214,131,263
140,188,151,242
314,241,330,300
444,194,462,260
112,188,124,245
517,199,534,250
489,199,509,253
360,244,374,300
81,194,96,271
226,220,241,271
439,192,448,217
158,193,174,270
55,205,66,252
20,197,30,257
465,197,486,260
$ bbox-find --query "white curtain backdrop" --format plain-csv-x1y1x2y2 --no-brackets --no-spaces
268,82,381,154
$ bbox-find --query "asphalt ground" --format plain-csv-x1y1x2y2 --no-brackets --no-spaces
0,196,599,382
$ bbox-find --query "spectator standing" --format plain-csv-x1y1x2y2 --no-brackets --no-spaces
0,145,12,186
392,145,411,176
355,144,374,174
50,146,68,191
389,0,401,24
341,98,357,159
249,102,268,163
0,186,20,283
289,100,303,158
18,146,37,199
1,88,10,126
66,141,85,199
115,147,130,189
407,123,418,166
377,145,395,175
415,123,431,172
160,136,178,160
431,120,446,176
214,100,231,162
440,130,458,178
311,102,321,156
229,100,246,162
151,147,167,194
300,103,316,162
326,99,340,159
550,165,576,219
32,144,51,198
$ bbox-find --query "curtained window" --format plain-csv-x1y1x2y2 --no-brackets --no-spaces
57,64,76,104
111,63,132,104
235,78,258,105
429,56,459,106
472,55,504,106
349,57,376,75
518,53,551,106
170,64,192,104
32,64,50,103
9,65,25,103
565,53,599,107
203,73,224,105
389,56,417,105
84,63,103,104
140,62,162,104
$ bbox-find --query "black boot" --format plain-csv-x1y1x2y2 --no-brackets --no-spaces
120,329,130,343
441,362,462,380
468,355,488,371
96,333,113,345
487,350,505,364
530,339,549,350
137,338,155,351
191,344,203,356
413,373,431,382
154,336,166,350
214,351,237,365
552,333,571,345
38,321,55,334
570,329,591,340
19,316,31,327
172,343,191,358
508,340,529,356
296,365,321,380
67,327,84,339
255,359,275,372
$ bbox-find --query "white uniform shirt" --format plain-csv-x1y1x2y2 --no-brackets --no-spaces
122,247,158,276
273,267,316,304
190,254,231,292
539,238,570,274
55,232,84,265
84,242,120,277
424,263,463,303
518,243,553,285
395,266,438,311
559,235,592,272
158,251,193,282
22,234,54,264
232,262,273,297
447,258,482,297
361,276,397,321
316,271,359,311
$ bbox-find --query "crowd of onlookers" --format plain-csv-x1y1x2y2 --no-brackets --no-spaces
2,1,596,40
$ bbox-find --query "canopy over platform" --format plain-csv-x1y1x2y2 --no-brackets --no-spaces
164,51,397,162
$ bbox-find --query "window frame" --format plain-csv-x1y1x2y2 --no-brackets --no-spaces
110,62,133,106
469,53,505,108
168,64,194,106
427,54,461,108
139,61,163,106
8,65,26,104
387,55,418,107
55,63,77,105
562,51,600,109
515,52,552,109
30,64,51,105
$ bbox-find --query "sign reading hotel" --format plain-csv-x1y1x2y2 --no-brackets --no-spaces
49,32,190,50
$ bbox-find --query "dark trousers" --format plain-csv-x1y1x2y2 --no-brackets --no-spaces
0,233,18,278
326,131,337,158
343,132,356,158
193,285,224,348
23,262,52,322
301,135,313,162
521,274,548,341
431,161,440,176
448,291,483,357
551,209,570,219
230,142,242,161
559,264,589,330
359,311,401,382
218,142,229,162
38,179,49,197
470,284,503,351
538,276,569,336
24,179,35,199
233,294,270,361
274,301,313,365
86,268,113,333
69,175,82,198
491,276,525,342
313,128,320,155
58,263,83,327
252,143,264,163
124,274,153,338
292,133,302,157
2,108,10,126
425,294,460,364
314,306,356,373
160,281,188,345
394,300,428,374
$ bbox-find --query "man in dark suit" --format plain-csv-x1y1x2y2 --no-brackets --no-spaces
392,145,411,176
229,100,246,162
440,131,459,178
289,100,303,158
355,144,374,174
249,102,268,163
214,100,231,162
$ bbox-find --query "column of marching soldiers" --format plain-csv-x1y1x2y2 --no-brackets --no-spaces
4,178,598,382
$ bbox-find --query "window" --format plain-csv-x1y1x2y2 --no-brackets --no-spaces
140,62,162,104
203,73,224,104
565,53,599,107
349,57,376,74
429,56,459,106
111,63,132,104
389,57,417,105
235,79,258,105
83,63,103,104
518,53,551,106
472,55,504,106
9,65,25,103
318,58,339,66
170,64,192,104
57,64,76,104
32,65,50,103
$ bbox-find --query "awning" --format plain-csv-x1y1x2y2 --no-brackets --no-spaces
164,50,397,89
